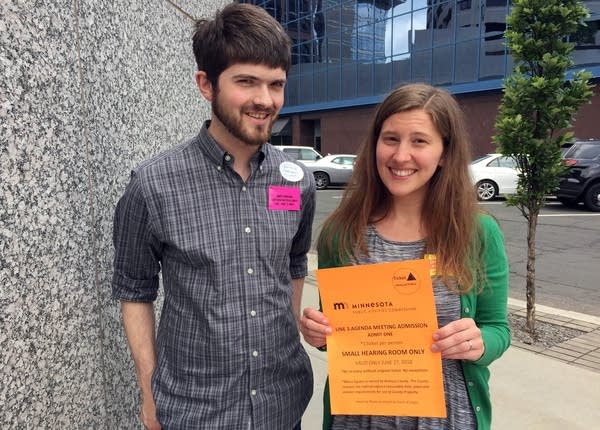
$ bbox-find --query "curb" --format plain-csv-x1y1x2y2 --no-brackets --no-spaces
507,300,600,373
508,297,600,326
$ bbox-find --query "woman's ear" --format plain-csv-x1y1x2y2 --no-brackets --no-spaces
195,71,213,102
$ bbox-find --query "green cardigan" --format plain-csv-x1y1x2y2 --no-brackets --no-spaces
318,213,510,430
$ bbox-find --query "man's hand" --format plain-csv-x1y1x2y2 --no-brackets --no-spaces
140,394,161,430
120,301,161,429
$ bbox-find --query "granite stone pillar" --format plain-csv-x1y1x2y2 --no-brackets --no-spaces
1,1,227,427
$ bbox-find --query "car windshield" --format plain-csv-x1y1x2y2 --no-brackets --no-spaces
561,144,573,155
564,142,600,160
332,156,355,165
489,156,517,168
471,154,495,164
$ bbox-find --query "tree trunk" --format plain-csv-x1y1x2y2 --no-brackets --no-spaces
526,209,539,333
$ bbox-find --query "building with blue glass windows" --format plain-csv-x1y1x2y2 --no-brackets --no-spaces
243,0,600,156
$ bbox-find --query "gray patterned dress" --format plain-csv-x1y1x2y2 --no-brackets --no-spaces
331,224,476,430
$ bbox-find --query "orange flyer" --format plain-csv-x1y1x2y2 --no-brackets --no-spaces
317,258,446,417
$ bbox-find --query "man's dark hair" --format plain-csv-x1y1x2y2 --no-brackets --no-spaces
193,3,292,87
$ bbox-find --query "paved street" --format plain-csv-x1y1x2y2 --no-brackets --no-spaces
481,199,600,317
312,190,600,317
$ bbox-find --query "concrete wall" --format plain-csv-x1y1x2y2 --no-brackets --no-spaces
0,1,227,427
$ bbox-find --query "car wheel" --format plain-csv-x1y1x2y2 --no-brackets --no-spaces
313,171,330,190
476,180,497,201
583,183,600,212
557,197,579,208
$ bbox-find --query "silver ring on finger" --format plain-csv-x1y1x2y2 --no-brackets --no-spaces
467,339,473,351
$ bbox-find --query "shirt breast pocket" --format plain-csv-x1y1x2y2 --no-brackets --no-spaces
261,207,302,257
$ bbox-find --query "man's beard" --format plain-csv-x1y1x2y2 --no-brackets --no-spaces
211,91,276,147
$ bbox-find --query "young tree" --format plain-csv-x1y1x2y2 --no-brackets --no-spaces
494,0,594,333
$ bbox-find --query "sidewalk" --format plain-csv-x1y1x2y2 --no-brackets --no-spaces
300,254,600,429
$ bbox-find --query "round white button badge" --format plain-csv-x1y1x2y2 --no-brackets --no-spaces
279,161,304,182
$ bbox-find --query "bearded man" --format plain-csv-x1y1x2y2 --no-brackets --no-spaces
112,4,316,429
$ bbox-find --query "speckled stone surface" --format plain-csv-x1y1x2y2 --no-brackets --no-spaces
1,1,225,428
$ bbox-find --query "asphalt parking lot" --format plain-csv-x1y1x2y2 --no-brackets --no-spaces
312,192,600,317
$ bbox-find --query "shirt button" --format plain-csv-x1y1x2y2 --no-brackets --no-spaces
217,166,222,172
241,186,247,192
250,310,257,317
245,227,251,234
251,389,257,396
225,154,231,162
475,406,481,412
464,307,470,313
247,268,254,275
252,350,259,357
468,381,474,387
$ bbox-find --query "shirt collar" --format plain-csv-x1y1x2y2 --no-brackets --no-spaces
196,120,267,168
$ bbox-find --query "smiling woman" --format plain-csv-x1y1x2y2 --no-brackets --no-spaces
300,83,510,430
375,109,445,203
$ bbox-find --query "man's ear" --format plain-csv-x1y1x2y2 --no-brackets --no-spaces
195,71,213,102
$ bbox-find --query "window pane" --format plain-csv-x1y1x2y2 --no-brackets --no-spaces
572,1,600,67
454,40,478,83
432,45,453,85
357,62,373,97
341,62,358,98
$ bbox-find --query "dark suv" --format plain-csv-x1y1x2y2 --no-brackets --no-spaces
556,140,600,211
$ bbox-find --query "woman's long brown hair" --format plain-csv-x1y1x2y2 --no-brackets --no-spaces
318,84,483,292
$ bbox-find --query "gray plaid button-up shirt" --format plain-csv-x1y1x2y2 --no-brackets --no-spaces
112,122,315,429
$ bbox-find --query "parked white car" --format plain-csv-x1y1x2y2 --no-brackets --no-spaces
469,154,518,200
273,145,323,164
306,154,356,189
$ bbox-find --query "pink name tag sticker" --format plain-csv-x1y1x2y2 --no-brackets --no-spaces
268,185,301,211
